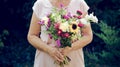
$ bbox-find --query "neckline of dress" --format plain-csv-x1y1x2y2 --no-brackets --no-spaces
46,0,73,9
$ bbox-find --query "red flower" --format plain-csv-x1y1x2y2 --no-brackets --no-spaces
78,23,84,27
77,16,82,19
63,33,70,38
57,30,62,36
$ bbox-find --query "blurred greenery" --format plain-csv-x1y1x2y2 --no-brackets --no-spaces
84,22,120,67
0,0,120,67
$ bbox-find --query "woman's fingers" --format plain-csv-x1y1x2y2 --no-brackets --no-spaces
54,51,64,62
49,47,64,62
54,55,62,62
56,51,64,60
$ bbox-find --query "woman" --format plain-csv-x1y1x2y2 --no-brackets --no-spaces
27,0,93,67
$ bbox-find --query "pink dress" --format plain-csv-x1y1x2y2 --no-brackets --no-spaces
32,0,89,67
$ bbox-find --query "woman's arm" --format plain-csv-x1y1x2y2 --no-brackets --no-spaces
27,12,50,53
27,12,64,62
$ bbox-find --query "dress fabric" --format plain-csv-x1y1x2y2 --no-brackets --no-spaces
32,0,89,67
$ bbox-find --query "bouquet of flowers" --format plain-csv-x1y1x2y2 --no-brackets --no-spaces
38,6,98,67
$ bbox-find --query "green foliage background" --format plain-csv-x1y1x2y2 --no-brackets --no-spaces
0,0,120,67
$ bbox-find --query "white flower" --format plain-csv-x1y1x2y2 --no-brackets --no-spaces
85,12,98,23
42,16,49,26
80,18,87,24
92,16,98,23
51,13,56,17
56,15,62,22
59,22,69,32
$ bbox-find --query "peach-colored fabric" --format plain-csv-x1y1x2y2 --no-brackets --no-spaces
32,0,89,67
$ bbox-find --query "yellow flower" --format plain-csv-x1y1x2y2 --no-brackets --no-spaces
69,21,79,34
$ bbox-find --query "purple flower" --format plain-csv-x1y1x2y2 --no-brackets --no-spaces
38,20,44,25
60,3,64,8
63,15,69,20
56,39,61,47
46,19,51,30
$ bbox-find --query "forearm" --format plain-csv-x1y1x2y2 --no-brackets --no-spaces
71,34,93,51
27,34,51,54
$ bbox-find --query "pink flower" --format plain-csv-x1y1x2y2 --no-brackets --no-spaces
38,20,44,25
56,39,61,47
78,23,84,27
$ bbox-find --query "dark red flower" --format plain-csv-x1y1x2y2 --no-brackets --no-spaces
77,10,82,15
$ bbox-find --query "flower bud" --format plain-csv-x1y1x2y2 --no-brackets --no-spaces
77,10,82,15
78,23,84,27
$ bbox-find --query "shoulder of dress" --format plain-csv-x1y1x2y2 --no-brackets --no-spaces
73,0,83,3
35,0,44,4
37,0,52,8
77,0,85,2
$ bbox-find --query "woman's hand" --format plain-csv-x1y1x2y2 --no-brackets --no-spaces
60,47,72,56
48,47,64,62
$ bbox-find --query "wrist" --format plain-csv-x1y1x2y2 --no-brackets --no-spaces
46,46,54,54
70,44,75,51
66,46,73,52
